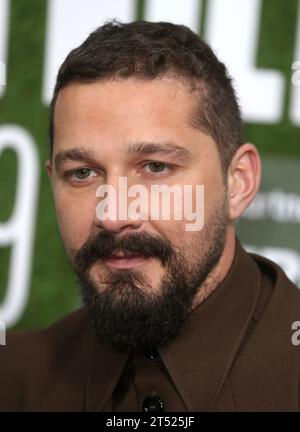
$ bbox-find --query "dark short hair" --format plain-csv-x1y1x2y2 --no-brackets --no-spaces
49,20,243,173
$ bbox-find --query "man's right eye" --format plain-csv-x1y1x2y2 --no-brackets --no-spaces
67,167,97,181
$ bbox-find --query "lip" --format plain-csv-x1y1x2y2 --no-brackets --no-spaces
104,256,150,269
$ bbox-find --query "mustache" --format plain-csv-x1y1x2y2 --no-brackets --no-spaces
73,230,174,275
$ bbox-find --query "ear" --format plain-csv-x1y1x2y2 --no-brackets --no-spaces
45,159,53,178
227,143,261,221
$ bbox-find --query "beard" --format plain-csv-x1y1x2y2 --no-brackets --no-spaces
71,202,228,355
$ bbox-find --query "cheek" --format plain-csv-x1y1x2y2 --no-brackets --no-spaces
162,223,205,268
153,219,195,252
54,188,97,249
200,172,226,223
174,168,223,226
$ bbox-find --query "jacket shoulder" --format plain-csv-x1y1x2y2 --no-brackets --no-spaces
250,250,300,310
231,251,300,411
2,307,87,351
0,308,90,411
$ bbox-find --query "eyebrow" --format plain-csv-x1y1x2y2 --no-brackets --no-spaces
126,141,193,161
54,148,99,172
54,141,193,172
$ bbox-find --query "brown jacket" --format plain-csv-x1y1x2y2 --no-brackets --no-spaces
1,240,300,412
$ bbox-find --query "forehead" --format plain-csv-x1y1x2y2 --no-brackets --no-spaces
52,77,217,164
54,78,195,135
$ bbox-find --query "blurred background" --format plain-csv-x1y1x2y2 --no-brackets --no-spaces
0,0,299,330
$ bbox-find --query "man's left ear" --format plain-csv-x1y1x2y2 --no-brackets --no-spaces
227,143,261,221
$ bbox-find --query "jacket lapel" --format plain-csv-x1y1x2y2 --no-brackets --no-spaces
86,332,129,411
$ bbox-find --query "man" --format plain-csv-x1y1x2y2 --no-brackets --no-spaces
1,20,300,412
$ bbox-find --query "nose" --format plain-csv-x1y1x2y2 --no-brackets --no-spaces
95,214,143,234
93,175,145,234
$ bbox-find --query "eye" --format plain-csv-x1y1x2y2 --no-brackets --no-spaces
68,167,97,181
143,161,171,176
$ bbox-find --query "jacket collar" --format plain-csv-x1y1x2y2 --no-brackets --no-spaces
86,333,130,411
158,239,261,411
86,238,261,411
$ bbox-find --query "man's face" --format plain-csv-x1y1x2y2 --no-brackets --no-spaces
48,77,229,353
